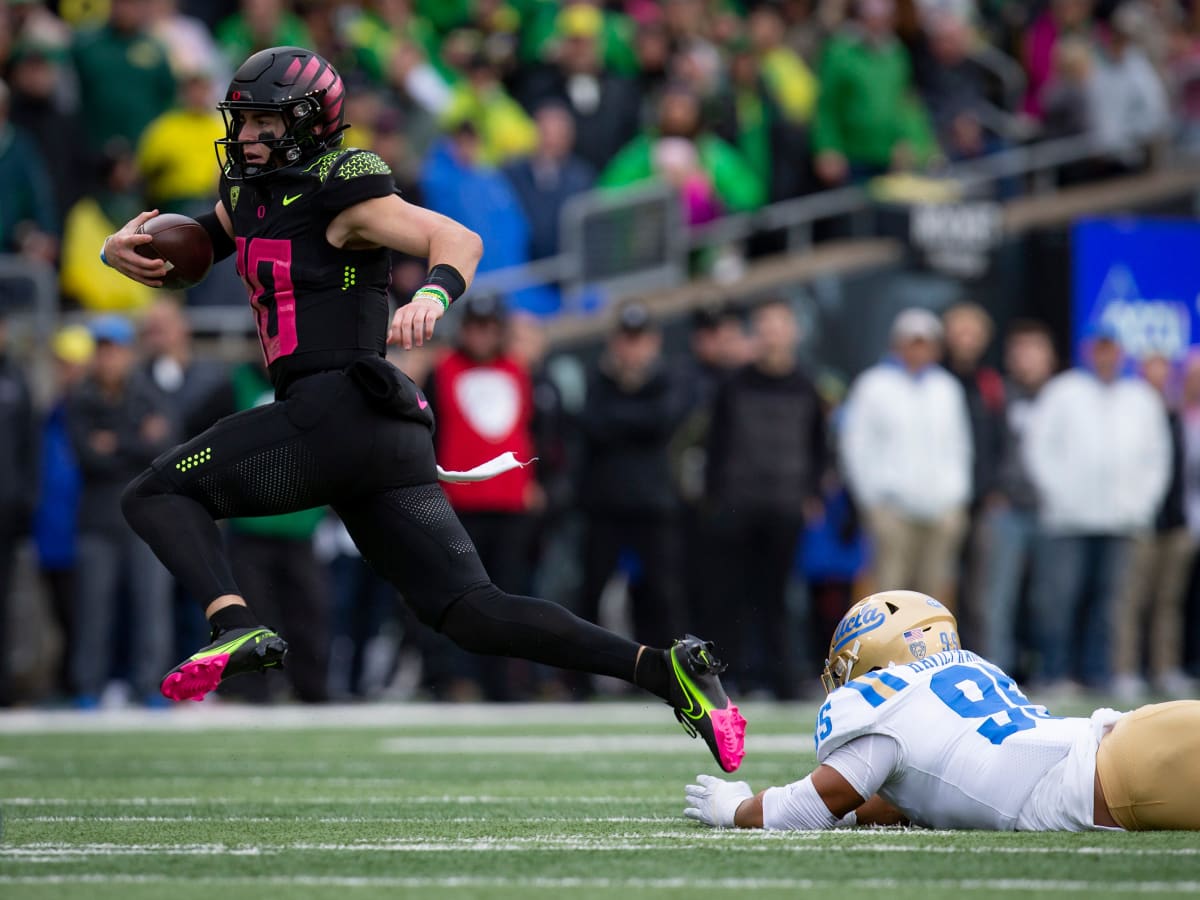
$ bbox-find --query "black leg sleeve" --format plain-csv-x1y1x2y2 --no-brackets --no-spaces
440,584,641,684
122,477,242,604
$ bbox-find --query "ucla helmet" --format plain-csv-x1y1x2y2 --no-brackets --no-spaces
216,46,348,180
820,591,960,694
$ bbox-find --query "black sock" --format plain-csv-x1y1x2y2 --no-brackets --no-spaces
209,604,258,636
633,647,674,703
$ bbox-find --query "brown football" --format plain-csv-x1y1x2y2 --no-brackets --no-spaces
134,213,214,290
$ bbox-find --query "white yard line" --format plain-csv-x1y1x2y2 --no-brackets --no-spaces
0,701,803,733
378,735,806,753
0,874,1197,893
3,838,1197,856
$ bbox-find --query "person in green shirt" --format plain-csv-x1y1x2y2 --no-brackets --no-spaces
812,0,936,186
599,84,765,223
215,0,313,70
71,0,176,155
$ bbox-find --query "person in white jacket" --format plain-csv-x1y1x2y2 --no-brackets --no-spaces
839,308,973,605
1023,323,1170,692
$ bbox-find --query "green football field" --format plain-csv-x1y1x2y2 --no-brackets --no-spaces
1,701,1196,900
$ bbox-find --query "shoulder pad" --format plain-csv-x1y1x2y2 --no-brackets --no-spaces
814,669,912,760
302,148,392,184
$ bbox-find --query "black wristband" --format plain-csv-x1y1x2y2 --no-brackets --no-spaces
195,211,236,262
424,264,467,304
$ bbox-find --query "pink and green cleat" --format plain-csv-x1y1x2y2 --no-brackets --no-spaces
160,626,288,702
668,635,747,772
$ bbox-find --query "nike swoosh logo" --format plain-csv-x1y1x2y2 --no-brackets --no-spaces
417,395,429,410
282,193,303,206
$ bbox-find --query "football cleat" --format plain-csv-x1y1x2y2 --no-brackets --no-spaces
668,635,747,773
160,626,287,702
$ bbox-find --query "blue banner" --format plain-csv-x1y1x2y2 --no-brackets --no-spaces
1072,218,1200,363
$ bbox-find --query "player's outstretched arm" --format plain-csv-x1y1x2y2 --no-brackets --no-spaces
685,765,868,830
327,194,484,350
101,209,170,287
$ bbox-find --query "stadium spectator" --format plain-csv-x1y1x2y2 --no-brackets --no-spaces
1086,2,1171,169
1022,0,1095,121
147,0,230,94
440,52,537,166
915,12,1009,161
975,319,1057,675
1040,35,1095,140
502,102,595,261
72,0,176,154
705,300,826,699
0,78,58,262
746,1,819,130
812,0,936,185
942,302,1006,509
6,37,89,223
32,325,95,699
214,0,311,69
600,84,765,225
223,361,331,704
1111,352,1195,701
514,1,643,174
712,39,813,204
425,294,539,700
136,65,224,216
1023,324,1171,694
683,589,1200,833
340,1,449,116
59,141,155,312
839,307,972,605
420,119,555,314
67,315,175,707
138,298,229,440
0,310,37,706
577,302,687,653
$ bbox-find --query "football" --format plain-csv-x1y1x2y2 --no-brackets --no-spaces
134,213,214,290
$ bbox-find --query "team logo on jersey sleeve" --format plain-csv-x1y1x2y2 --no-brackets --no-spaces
831,606,885,652
902,628,927,660
230,186,240,211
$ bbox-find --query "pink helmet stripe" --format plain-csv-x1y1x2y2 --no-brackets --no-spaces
298,55,323,91
283,56,302,82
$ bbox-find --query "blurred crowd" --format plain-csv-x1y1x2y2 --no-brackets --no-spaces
2,0,1200,313
3,292,1200,707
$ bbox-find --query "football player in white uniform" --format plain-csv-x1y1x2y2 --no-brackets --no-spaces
684,590,1200,832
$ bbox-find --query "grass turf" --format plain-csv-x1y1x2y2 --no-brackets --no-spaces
1,701,1196,900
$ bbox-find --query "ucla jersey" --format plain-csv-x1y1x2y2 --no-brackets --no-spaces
218,148,398,392
815,651,1108,830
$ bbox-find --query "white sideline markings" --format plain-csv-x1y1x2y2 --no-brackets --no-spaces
0,701,803,733
4,838,1198,857
20,815,671,825
379,734,806,754
0,875,1198,893
2,795,650,806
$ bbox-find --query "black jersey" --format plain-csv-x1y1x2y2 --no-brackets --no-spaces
218,147,399,391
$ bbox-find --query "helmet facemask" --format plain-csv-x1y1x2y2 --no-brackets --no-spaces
216,94,346,180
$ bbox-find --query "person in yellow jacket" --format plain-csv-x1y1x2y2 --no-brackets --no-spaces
136,67,224,214
60,142,157,312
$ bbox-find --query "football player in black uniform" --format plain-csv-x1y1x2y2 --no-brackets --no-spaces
100,47,745,772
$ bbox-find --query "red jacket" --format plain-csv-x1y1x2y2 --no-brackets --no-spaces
431,350,535,513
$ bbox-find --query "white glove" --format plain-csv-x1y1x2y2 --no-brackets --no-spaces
684,773,753,828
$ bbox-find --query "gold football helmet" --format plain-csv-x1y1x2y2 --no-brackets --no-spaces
821,590,960,693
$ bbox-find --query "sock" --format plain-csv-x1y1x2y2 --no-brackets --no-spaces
208,603,258,636
633,646,674,703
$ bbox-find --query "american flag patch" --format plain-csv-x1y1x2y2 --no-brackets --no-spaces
903,629,924,642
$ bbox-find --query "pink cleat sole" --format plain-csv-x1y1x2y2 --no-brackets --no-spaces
160,654,230,702
711,705,747,772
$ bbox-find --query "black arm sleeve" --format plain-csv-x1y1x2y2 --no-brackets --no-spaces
194,211,236,262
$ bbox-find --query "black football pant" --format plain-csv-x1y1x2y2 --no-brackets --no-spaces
121,370,646,689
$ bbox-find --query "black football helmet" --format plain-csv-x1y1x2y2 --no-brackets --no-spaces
216,46,348,180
